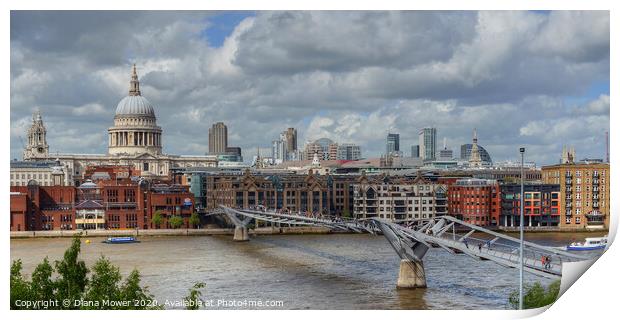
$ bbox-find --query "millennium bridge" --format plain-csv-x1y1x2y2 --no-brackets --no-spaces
211,206,587,288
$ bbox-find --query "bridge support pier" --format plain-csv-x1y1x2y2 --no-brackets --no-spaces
233,226,249,241
397,259,426,289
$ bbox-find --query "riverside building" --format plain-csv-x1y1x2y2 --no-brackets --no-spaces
447,178,500,226
353,174,447,220
541,159,610,230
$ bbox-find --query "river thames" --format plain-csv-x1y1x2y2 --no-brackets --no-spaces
10,232,605,309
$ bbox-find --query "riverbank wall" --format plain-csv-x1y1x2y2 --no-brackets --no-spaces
10,226,334,239
10,225,606,239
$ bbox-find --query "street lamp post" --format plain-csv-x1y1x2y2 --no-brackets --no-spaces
519,147,525,310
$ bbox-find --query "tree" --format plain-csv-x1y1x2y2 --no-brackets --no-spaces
188,212,201,229
342,208,351,218
119,269,161,310
10,234,162,310
169,215,184,229
183,282,206,310
508,280,561,309
54,235,89,307
83,256,122,308
10,260,32,309
152,210,163,229
30,257,55,303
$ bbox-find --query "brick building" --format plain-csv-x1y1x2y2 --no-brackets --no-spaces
9,178,195,231
448,178,500,226
541,161,610,229
499,184,561,227
173,169,358,216
10,192,28,231
10,184,75,231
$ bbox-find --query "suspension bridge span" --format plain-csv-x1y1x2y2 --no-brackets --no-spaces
212,206,588,288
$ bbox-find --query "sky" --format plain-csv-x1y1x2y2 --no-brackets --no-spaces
10,11,610,165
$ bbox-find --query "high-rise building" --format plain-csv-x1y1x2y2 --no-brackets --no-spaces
328,143,339,160
541,160,609,230
418,127,437,161
304,142,324,161
411,145,420,158
208,122,228,154
337,144,362,160
285,128,297,155
386,133,400,156
272,128,299,162
438,137,453,159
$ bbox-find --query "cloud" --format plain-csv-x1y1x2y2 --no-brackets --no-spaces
9,11,610,165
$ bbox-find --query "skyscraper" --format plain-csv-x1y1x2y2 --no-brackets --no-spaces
208,122,228,154
337,143,362,160
387,133,400,156
419,127,437,161
411,145,420,158
285,128,297,155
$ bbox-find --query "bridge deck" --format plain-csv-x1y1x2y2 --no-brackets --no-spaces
216,206,588,279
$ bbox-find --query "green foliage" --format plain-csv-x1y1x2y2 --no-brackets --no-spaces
30,257,55,302
168,215,184,229
10,234,160,310
83,256,122,308
342,208,351,218
54,235,89,306
183,282,206,310
119,269,162,310
189,212,201,228
152,210,163,228
509,280,561,309
10,260,32,309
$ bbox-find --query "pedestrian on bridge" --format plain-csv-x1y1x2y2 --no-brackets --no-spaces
541,255,547,268
478,243,482,252
546,256,552,270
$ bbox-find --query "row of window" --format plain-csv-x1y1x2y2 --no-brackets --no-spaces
11,173,52,180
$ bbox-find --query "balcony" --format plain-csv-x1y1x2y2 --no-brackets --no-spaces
593,202,600,208
565,179,572,185
565,202,572,208
592,179,599,185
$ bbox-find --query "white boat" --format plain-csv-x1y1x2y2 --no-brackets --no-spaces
566,236,607,251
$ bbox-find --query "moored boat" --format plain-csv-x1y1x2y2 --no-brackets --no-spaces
102,236,140,244
566,236,607,251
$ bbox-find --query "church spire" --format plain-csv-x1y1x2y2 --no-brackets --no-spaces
129,64,141,96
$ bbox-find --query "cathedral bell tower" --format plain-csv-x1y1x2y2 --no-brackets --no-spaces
23,109,50,160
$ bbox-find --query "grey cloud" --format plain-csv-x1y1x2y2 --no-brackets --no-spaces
10,11,610,165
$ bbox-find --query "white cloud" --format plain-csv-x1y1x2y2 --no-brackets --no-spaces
9,11,609,165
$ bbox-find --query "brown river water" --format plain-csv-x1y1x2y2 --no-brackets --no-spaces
10,232,606,309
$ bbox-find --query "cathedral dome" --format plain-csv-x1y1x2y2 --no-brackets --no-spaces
115,95,155,116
